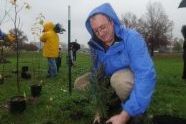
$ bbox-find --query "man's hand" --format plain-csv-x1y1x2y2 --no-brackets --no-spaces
106,110,130,124
93,112,101,124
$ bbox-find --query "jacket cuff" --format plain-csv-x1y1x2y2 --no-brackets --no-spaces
121,103,135,117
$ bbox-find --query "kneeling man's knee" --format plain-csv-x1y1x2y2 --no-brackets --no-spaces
110,69,134,101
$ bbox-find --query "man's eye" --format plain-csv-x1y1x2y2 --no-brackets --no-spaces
102,25,106,29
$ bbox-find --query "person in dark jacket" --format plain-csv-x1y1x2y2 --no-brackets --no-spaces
181,25,186,79
75,3,156,124
70,40,80,66
56,45,62,72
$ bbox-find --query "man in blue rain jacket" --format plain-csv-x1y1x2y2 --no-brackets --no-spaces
75,3,156,124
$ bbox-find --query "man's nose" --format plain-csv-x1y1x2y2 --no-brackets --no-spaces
98,29,105,36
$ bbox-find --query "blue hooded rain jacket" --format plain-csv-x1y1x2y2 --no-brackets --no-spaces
85,3,156,116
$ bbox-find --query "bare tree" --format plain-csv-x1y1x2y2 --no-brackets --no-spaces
0,0,13,26
31,13,45,39
121,13,138,29
6,0,30,93
8,28,28,50
144,2,174,53
121,13,149,40
121,2,174,56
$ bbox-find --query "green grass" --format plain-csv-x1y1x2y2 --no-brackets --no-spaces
0,52,186,124
148,54,186,119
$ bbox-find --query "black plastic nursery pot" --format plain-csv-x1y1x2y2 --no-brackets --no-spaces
9,95,26,113
21,71,31,79
21,66,31,79
22,66,28,72
31,84,42,97
0,77,4,84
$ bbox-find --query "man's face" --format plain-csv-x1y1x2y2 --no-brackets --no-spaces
90,14,114,45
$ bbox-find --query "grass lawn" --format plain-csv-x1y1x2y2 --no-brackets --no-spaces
149,53,186,118
0,52,186,124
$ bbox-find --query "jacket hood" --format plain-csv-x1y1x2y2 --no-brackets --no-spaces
85,3,124,40
43,21,54,32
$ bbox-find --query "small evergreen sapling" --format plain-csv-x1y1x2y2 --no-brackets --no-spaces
89,64,115,122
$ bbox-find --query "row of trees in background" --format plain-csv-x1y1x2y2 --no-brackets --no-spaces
1,1,184,53
3,28,38,51
121,2,183,56
0,0,37,51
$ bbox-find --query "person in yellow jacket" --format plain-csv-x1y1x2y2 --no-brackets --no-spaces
40,21,59,77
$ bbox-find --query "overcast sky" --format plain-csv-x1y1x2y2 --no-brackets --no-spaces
0,0,186,46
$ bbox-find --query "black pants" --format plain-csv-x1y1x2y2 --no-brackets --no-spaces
55,57,61,72
73,51,76,61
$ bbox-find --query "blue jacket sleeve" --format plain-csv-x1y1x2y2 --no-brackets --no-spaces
122,31,156,116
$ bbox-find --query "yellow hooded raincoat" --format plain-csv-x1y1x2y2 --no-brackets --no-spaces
40,21,59,58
